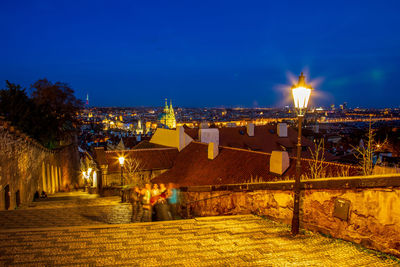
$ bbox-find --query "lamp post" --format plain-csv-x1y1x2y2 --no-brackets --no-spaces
118,156,125,202
291,72,313,235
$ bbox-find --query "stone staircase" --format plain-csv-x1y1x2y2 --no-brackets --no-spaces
0,215,397,266
0,192,397,266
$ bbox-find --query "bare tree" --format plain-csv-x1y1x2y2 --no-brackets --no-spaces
308,138,326,179
352,117,387,176
246,175,264,184
337,165,351,177
123,157,143,186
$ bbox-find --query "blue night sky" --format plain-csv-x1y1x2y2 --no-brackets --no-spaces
1,0,400,108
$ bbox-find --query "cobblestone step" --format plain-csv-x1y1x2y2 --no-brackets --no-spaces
0,215,397,266
0,192,397,266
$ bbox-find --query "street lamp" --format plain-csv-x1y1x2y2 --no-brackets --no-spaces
291,72,313,235
118,156,125,202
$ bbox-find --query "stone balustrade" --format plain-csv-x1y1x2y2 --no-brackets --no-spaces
181,174,400,257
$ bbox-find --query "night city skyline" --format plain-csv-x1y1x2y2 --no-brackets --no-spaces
1,1,400,108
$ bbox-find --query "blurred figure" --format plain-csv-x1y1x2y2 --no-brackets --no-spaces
131,186,142,223
151,184,160,197
153,183,171,221
167,183,180,220
159,183,167,195
141,183,152,222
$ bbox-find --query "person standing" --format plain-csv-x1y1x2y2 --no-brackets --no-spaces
154,183,171,221
141,183,152,222
131,186,142,223
167,183,180,220
151,184,160,198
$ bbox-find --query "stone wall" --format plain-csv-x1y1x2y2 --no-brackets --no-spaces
303,188,400,257
0,121,79,210
182,175,400,257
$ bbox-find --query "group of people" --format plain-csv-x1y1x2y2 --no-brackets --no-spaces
129,182,180,222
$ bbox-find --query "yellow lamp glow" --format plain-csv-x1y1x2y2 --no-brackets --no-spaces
292,86,311,109
118,156,125,167
291,72,313,116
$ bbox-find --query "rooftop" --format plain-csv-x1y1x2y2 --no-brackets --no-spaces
153,142,360,186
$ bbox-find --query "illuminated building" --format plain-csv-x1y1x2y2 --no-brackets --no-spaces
158,98,176,129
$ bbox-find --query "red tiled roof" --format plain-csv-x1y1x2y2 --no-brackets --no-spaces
183,126,198,140
184,125,336,160
121,137,139,149
105,148,178,173
132,140,172,150
152,142,361,186
219,125,314,156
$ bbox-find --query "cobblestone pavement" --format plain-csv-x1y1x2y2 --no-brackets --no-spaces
0,192,398,266
0,192,131,229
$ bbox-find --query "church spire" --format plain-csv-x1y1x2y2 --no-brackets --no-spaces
164,98,168,112
158,98,176,129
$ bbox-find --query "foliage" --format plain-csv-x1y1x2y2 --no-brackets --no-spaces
0,81,35,134
0,79,82,149
31,79,83,147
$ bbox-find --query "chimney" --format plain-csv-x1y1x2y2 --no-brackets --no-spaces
247,123,254,137
270,151,289,175
208,142,219,160
199,128,219,146
277,123,288,137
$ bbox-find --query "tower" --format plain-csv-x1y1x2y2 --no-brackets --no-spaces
158,98,176,129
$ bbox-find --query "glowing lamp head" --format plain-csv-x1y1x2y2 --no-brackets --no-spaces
118,156,125,167
291,72,313,116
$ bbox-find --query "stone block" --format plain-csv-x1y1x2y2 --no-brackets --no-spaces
199,128,219,146
270,151,289,175
246,123,254,137
208,142,219,160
